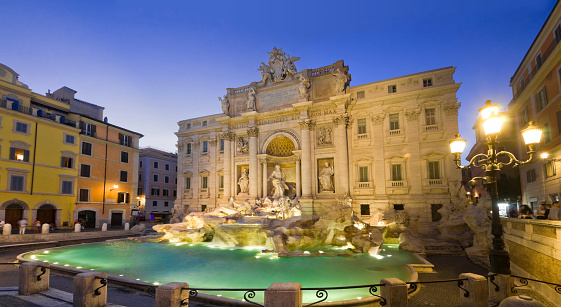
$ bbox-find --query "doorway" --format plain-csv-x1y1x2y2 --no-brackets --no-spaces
77,210,96,228
5,204,24,227
37,204,56,225
111,212,123,227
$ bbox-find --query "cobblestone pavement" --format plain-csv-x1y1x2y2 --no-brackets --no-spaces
406,255,488,307
407,255,556,307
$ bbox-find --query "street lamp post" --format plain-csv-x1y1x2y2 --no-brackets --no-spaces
449,100,543,274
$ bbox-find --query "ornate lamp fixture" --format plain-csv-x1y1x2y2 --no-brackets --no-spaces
449,100,542,274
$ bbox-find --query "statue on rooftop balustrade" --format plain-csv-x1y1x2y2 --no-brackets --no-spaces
219,95,229,116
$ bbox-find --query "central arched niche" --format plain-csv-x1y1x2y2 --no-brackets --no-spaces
266,136,295,157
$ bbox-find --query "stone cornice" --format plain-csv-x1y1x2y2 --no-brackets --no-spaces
360,83,461,106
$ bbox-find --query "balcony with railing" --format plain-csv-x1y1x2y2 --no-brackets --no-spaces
353,181,374,195
388,129,401,136
1,100,76,127
422,178,449,194
386,180,409,194
389,180,405,187
422,124,441,132
357,133,369,140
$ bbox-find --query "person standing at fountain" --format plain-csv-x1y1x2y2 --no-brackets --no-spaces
18,218,27,234
318,162,334,192
238,169,250,194
268,165,288,198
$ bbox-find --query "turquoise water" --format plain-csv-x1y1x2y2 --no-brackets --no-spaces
25,242,421,303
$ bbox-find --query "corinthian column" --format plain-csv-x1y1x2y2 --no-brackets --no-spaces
248,127,259,198
300,120,313,197
222,132,234,200
295,157,301,197
334,115,350,194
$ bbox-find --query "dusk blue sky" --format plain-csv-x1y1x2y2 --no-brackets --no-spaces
2,1,557,156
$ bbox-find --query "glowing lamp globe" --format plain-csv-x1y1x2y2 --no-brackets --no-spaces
521,121,542,145
483,115,503,136
479,100,500,120
450,134,467,154
541,153,549,159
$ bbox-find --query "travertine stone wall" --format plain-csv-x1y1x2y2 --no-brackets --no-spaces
503,218,561,303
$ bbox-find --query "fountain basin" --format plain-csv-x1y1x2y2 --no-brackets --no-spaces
20,240,423,304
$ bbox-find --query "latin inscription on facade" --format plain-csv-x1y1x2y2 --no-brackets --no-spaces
257,115,300,126
258,86,299,108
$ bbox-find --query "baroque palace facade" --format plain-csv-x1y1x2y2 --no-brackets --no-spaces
176,49,462,233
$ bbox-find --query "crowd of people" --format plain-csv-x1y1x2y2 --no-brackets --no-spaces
508,202,560,220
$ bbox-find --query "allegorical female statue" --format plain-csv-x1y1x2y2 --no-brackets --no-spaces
247,88,256,111
238,169,249,194
318,162,334,191
268,165,288,198
219,95,229,116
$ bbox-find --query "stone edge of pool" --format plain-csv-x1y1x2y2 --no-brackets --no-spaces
16,237,431,307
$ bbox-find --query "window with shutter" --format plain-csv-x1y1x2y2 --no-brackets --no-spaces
389,114,399,130
79,189,89,201
61,181,73,194
10,148,29,162
61,156,73,168
120,171,128,182
81,142,92,156
392,164,402,181
428,161,440,179
80,164,91,177
121,151,129,163
359,166,368,182
10,175,25,191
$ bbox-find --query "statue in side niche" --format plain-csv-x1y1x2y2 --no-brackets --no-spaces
318,162,335,191
238,169,250,194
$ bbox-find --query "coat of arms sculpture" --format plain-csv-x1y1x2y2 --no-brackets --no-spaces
258,47,300,85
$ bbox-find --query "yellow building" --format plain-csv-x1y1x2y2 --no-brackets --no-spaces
0,64,80,228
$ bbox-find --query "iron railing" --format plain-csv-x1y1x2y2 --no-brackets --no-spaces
1,100,77,127
407,278,470,297
181,287,267,306
511,275,561,295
